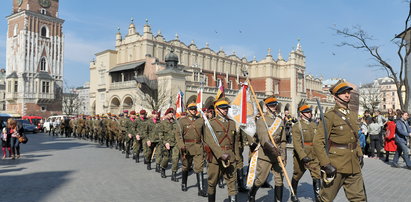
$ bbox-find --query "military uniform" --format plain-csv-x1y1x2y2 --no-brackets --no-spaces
203,98,240,201
249,96,287,202
145,117,160,170
158,117,180,180
175,111,207,196
76,117,85,139
313,80,366,202
291,115,321,201
132,117,149,163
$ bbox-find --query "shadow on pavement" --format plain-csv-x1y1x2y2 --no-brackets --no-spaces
0,171,73,202
19,133,91,153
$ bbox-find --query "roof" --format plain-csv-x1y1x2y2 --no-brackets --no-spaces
6,71,18,79
396,27,411,39
108,61,145,73
35,72,54,80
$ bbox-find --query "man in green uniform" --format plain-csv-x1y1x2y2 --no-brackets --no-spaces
204,98,240,202
291,104,321,202
248,96,286,202
159,108,180,181
133,110,149,163
175,103,207,197
145,110,161,170
125,111,136,158
313,80,366,202
76,115,85,139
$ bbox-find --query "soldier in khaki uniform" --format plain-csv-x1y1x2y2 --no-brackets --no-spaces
124,111,136,158
175,103,207,197
132,110,149,163
291,104,321,202
145,110,161,170
249,97,286,202
76,115,85,139
313,80,366,202
159,108,180,181
204,98,240,202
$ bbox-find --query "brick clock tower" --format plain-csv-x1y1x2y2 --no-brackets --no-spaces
5,0,64,116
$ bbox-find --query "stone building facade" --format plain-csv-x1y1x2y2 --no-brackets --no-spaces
89,20,333,116
5,0,64,117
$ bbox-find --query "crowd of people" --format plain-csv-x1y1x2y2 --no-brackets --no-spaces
359,108,411,168
10,80,411,201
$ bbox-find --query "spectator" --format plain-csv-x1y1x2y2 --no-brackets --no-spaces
368,117,382,159
387,108,395,120
359,117,368,155
8,118,24,159
392,112,411,169
363,110,371,119
1,127,11,159
384,116,397,162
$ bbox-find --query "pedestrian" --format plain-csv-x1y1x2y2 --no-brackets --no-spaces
1,127,12,159
248,96,286,202
368,117,382,159
313,80,366,202
290,104,321,202
391,111,411,169
8,118,24,159
203,97,240,202
384,116,397,162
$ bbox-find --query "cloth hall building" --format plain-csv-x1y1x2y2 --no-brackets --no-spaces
89,20,333,116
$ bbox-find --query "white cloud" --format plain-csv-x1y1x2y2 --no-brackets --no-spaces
64,32,112,63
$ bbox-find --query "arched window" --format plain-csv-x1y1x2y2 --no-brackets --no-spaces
13,24,18,36
40,57,46,71
41,26,48,37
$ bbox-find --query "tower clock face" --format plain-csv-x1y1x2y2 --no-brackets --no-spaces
17,0,23,6
39,0,51,8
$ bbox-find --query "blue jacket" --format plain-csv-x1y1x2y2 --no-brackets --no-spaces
395,118,411,143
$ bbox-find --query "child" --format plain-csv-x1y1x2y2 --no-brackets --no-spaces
1,128,11,159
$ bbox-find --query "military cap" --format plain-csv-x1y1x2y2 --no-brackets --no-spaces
107,112,112,116
329,80,353,95
140,110,147,115
187,103,197,110
214,97,231,109
123,110,129,113
165,108,174,115
202,108,207,112
130,110,136,115
299,104,312,113
264,96,278,106
152,110,158,114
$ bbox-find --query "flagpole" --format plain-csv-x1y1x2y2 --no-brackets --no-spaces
247,78,298,199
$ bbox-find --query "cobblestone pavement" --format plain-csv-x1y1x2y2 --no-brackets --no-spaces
0,133,410,202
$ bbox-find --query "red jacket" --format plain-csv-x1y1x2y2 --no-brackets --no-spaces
384,121,397,152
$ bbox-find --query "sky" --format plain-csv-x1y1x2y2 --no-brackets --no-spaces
0,0,408,87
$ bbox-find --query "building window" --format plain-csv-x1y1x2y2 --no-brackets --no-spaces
41,26,48,37
14,81,18,93
42,81,50,93
13,24,18,37
40,57,46,71
40,8,47,15
7,81,11,93
393,105,395,109
193,72,199,82
383,105,386,109
216,78,221,87
228,80,233,89
392,92,395,96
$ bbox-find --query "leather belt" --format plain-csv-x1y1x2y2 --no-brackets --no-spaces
184,139,201,143
330,142,357,150
304,142,313,146
220,145,232,150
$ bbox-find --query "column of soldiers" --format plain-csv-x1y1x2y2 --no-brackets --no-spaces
59,80,366,202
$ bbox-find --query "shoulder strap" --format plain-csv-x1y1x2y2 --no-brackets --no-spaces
214,119,232,145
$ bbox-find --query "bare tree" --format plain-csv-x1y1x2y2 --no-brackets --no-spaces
62,92,82,115
359,83,381,113
135,76,169,111
334,1,411,111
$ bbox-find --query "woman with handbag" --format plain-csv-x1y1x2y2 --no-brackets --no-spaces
8,119,24,159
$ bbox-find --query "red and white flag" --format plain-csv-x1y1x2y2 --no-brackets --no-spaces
175,90,185,118
196,88,203,109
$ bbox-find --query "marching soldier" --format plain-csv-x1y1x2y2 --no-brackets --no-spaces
313,80,366,202
125,111,137,158
77,115,85,139
145,110,161,170
203,97,240,202
132,110,149,163
291,104,321,201
159,108,180,181
175,103,207,197
249,96,286,202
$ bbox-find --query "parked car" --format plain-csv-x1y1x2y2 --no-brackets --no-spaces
16,119,39,133
22,116,44,132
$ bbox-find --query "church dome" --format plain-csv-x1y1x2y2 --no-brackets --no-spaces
165,49,179,62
